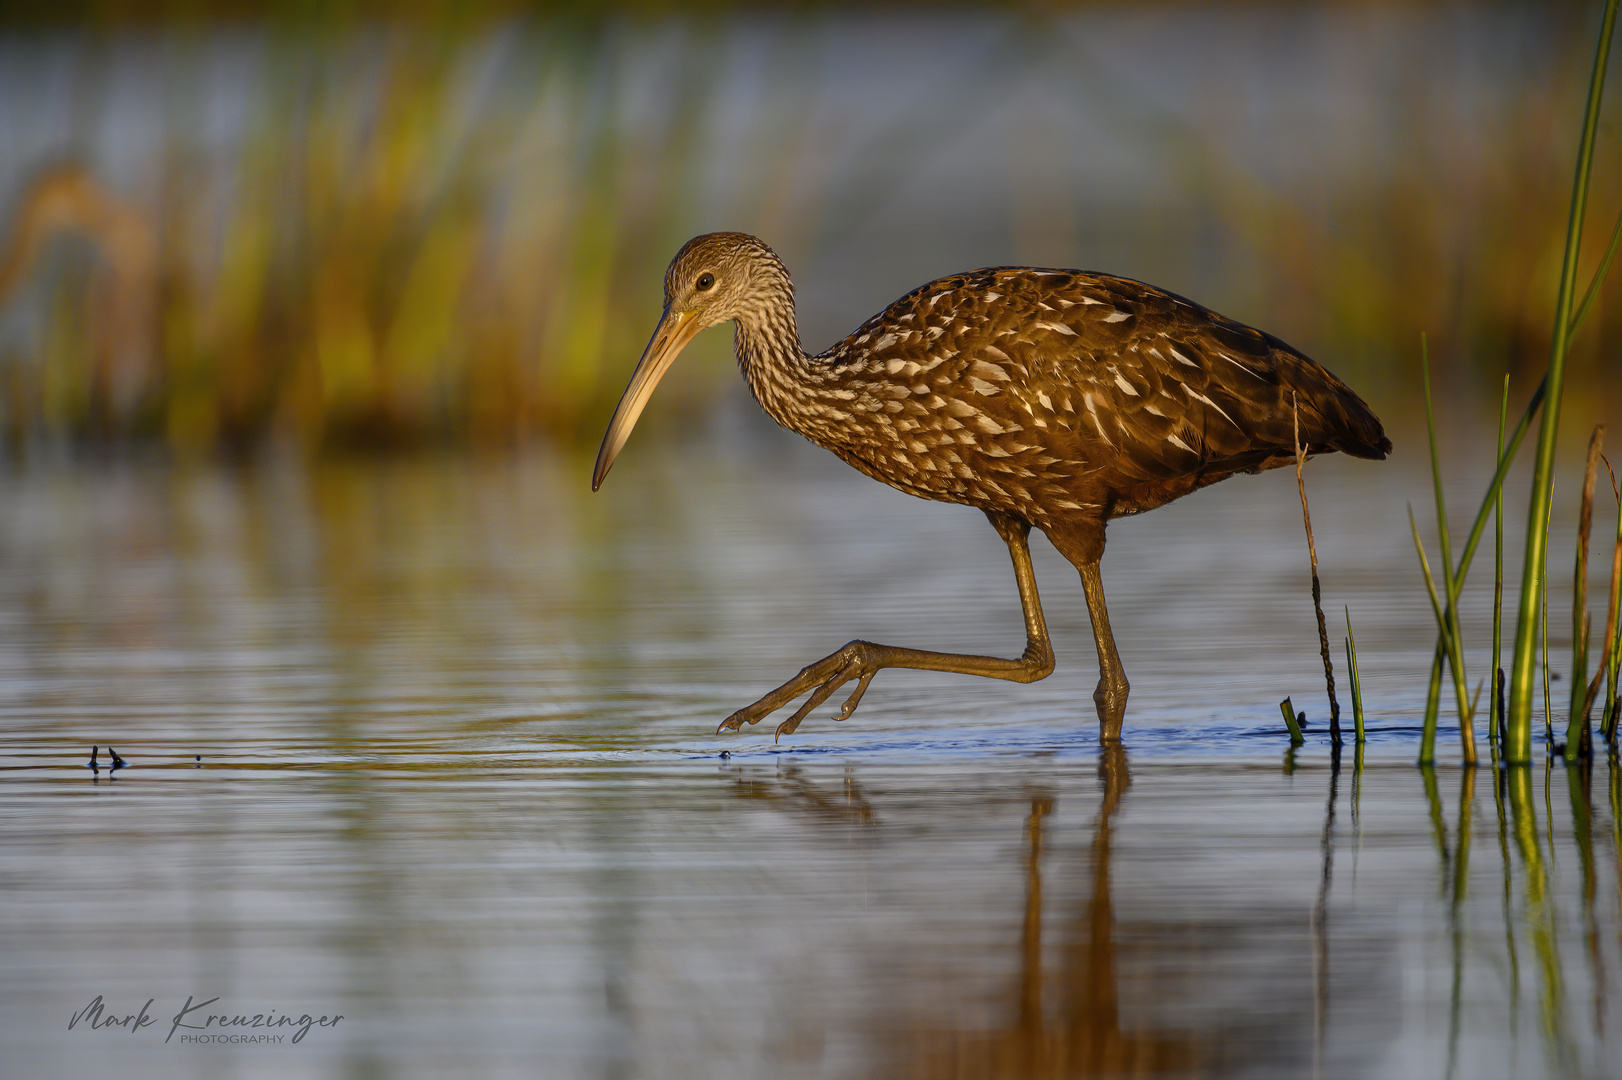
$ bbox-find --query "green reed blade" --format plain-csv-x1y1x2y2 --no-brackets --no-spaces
1542,500,1553,748
1492,375,1508,745
1412,506,1453,766
1424,375,1545,737
1424,646,1445,748
1461,174,1622,741
1422,341,1476,764
1571,205,1622,339
1280,696,1304,747
1345,606,1365,745
1509,0,1620,763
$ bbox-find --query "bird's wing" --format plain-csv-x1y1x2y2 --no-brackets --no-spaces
923,269,1382,488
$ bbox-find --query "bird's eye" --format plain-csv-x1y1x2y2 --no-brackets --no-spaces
696,273,715,291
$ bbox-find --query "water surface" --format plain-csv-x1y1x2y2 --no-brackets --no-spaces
1,440,1618,1078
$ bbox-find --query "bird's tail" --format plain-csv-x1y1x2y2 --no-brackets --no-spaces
1277,352,1391,461
1317,391,1391,460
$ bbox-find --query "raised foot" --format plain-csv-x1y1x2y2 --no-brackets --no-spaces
717,640,884,742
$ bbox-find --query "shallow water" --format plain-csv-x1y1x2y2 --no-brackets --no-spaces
2,437,1619,1078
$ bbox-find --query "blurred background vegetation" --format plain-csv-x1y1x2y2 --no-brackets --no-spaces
0,0,1617,457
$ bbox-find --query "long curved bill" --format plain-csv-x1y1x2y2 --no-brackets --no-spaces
591,307,703,491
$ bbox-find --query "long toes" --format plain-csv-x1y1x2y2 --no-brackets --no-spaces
774,676,847,742
718,693,784,733
833,669,878,722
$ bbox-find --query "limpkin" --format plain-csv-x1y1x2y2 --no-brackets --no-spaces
592,232,1390,742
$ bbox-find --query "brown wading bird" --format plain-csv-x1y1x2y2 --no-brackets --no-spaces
592,233,1390,743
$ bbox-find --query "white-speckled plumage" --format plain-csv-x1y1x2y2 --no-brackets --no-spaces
594,231,1391,742
635,232,1388,568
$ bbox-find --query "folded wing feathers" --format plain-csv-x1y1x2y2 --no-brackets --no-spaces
962,269,1386,475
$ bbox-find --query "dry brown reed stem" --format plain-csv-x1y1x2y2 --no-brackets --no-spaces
1293,394,1341,744
1581,455,1622,733
1568,426,1606,759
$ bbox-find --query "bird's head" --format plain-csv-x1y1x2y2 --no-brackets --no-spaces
592,232,790,491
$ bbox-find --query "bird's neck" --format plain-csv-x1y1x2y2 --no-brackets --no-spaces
731,280,818,434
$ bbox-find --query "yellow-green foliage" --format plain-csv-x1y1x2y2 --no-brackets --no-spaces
0,8,1618,454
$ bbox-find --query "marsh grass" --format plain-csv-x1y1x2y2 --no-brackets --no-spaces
1411,373,1546,762
1408,0,1619,766
2,9,1621,455
1508,0,1621,761
1596,463,1622,742
1564,427,1607,759
1417,341,1476,764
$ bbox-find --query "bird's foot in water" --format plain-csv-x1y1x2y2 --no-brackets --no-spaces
1093,675,1129,743
718,640,884,742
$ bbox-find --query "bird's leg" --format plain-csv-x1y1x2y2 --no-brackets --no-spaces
718,511,1056,741
1078,561,1129,742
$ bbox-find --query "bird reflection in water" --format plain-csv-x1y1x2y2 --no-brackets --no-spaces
725,750,1215,1076
727,762,878,828
875,746,1207,1078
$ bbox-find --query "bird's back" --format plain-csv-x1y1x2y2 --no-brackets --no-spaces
794,266,1389,531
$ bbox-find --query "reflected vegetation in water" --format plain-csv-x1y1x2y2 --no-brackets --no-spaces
0,450,1619,1077
8,742,1620,1077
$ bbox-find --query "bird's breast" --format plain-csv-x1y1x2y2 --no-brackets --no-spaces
789,350,1109,523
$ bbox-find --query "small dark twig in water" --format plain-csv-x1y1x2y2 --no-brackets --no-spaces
1294,394,1341,745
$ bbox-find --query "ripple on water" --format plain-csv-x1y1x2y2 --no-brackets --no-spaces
1,448,1616,1079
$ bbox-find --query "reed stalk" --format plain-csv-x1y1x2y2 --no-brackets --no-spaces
1412,506,1454,766
1421,343,1476,764
1280,696,1305,747
1599,478,1622,744
1507,0,1620,763
1422,376,1546,738
1451,205,1622,742
1573,207,1622,335
1345,606,1365,744
1293,395,1341,744
1565,427,1606,759
1492,376,1508,746
1424,648,1445,749
1440,256,1616,754
1497,669,1508,751
1542,508,1553,748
